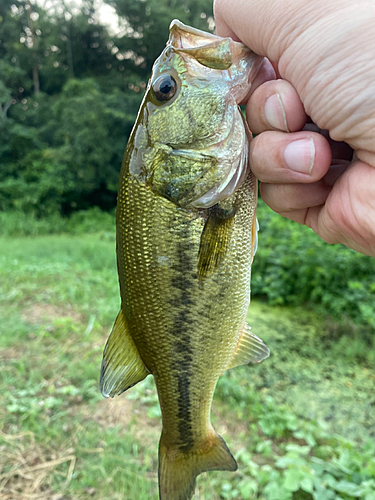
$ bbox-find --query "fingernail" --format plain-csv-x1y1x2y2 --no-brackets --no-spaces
264,93,289,132
284,138,315,174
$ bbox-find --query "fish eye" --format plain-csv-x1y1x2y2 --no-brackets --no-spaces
152,75,177,102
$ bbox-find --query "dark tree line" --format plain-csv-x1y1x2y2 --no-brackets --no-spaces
0,0,213,215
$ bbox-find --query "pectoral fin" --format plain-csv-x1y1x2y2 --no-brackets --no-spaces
226,324,270,371
198,207,235,280
100,310,149,398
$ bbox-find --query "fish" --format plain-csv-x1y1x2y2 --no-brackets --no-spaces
100,19,270,500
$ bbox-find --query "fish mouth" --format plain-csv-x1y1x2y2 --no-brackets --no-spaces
168,19,263,103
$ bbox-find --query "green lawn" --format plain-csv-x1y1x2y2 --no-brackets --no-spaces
1,234,374,500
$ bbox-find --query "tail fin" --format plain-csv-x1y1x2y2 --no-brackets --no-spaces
158,431,237,500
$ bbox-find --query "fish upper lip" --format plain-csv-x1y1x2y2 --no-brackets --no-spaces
166,19,263,105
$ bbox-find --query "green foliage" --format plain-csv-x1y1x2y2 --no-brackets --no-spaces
1,234,375,499
0,0,144,215
215,372,375,499
2,2,374,497
108,0,214,76
65,206,115,234
1,1,375,493
0,207,115,236
0,80,141,214
252,200,375,330
0,0,216,217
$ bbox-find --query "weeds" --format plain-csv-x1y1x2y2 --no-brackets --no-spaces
1,233,374,499
0,431,76,500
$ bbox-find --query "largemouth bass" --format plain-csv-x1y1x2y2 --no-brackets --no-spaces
100,20,269,500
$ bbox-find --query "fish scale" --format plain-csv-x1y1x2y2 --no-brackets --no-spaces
100,19,270,500
120,172,250,434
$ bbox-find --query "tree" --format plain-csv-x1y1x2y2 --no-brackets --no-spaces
0,0,215,215
105,0,214,79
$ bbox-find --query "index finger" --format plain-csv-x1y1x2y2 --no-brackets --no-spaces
250,130,332,183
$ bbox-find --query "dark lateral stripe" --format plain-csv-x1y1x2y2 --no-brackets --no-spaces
177,373,194,452
169,222,196,452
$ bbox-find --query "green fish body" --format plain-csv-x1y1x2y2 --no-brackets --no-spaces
100,20,269,500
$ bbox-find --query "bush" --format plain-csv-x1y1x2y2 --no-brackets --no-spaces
0,207,115,237
252,201,375,329
66,206,115,234
215,372,375,500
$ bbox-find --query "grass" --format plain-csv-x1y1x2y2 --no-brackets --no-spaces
0,233,374,500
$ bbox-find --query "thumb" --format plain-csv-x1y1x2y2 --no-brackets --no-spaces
214,0,363,62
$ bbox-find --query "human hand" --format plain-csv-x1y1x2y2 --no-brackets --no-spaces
214,0,375,256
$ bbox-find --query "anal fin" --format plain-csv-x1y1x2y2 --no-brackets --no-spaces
226,323,270,371
100,309,149,398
